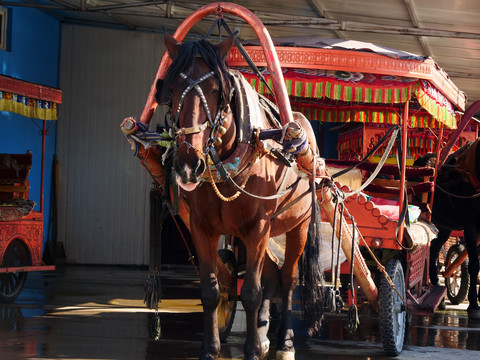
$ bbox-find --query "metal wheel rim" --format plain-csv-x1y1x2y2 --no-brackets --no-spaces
0,272,26,299
392,265,406,345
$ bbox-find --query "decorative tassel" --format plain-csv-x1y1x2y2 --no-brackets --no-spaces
347,304,360,331
144,272,162,310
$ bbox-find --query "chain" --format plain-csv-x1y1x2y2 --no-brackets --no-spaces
341,205,408,309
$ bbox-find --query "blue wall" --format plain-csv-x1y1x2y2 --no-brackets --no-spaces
0,6,60,249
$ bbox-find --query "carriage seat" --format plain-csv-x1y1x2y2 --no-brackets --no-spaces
325,158,435,216
0,152,36,221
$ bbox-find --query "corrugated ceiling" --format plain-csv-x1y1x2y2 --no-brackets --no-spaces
5,0,480,115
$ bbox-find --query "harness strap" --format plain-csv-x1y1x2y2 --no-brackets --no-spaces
175,71,215,126
175,121,210,136
208,145,300,201
220,18,275,96
332,125,400,179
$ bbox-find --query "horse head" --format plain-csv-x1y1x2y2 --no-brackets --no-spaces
156,33,236,191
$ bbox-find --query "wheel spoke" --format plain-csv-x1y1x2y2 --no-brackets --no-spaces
8,274,15,294
0,275,6,295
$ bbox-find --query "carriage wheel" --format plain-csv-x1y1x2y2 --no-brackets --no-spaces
217,249,237,342
445,243,469,305
379,258,406,356
0,240,29,302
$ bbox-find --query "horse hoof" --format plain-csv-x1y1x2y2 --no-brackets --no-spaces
200,355,217,360
438,299,446,310
200,350,219,360
276,350,295,360
467,308,480,320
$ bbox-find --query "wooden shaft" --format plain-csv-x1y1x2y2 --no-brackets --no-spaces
397,101,409,244
439,99,480,167
319,186,379,302
443,236,480,278
428,123,444,221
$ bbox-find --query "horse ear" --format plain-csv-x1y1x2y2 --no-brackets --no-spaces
164,32,180,59
216,35,235,60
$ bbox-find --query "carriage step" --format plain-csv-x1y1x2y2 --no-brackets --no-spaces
419,285,447,312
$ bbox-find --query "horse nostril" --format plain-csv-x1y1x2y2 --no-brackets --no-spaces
195,158,206,178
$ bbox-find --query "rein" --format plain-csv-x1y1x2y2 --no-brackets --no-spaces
435,183,480,199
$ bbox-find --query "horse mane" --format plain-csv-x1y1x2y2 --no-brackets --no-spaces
162,39,232,105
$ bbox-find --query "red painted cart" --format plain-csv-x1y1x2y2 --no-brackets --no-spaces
0,75,58,301
122,2,480,356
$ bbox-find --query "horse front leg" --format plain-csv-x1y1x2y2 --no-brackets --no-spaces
464,225,480,319
275,222,309,360
192,231,222,359
241,230,270,360
429,228,451,286
258,255,279,355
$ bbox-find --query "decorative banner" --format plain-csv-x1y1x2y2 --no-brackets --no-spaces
0,75,62,121
0,91,58,120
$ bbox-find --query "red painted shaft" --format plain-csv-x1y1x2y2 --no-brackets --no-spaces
319,186,379,302
139,2,294,126
439,99,480,167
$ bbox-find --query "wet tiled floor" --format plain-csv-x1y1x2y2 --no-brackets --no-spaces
1,265,479,359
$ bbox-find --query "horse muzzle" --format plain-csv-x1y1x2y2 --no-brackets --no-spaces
174,156,206,191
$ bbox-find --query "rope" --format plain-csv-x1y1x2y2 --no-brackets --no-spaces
170,214,199,274
340,126,400,198
435,182,480,199
207,154,251,201
340,204,408,309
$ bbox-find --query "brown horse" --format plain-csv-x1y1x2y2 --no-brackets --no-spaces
421,139,480,319
155,33,325,360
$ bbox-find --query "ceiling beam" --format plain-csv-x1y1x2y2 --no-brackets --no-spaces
87,1,166,12
3,1,480,40
50,0,78,10
307,0,344,39
403,0,432,57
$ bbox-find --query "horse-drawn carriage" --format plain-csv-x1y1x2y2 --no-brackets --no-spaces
121,2,480,358
0,75,58,301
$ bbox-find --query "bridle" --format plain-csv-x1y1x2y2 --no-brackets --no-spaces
167,67,302,202
169,70,229,154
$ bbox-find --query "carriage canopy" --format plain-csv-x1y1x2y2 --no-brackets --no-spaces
228,37,466,130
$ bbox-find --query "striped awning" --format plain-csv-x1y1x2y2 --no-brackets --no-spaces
237,68,457,129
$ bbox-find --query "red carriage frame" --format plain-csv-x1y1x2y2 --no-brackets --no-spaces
0,75,57,300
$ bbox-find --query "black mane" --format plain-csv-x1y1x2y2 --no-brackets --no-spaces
160,39,232,106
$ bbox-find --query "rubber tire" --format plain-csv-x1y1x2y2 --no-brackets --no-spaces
379,258,406,357
445,243,469,305
0,240,28,302
217,249,237,342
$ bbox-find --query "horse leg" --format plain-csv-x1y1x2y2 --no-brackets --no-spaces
192,232,222,359
429,228,451,286
464,225,480,319
275,222,309,360
258,255,279,356
241,230,269,360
